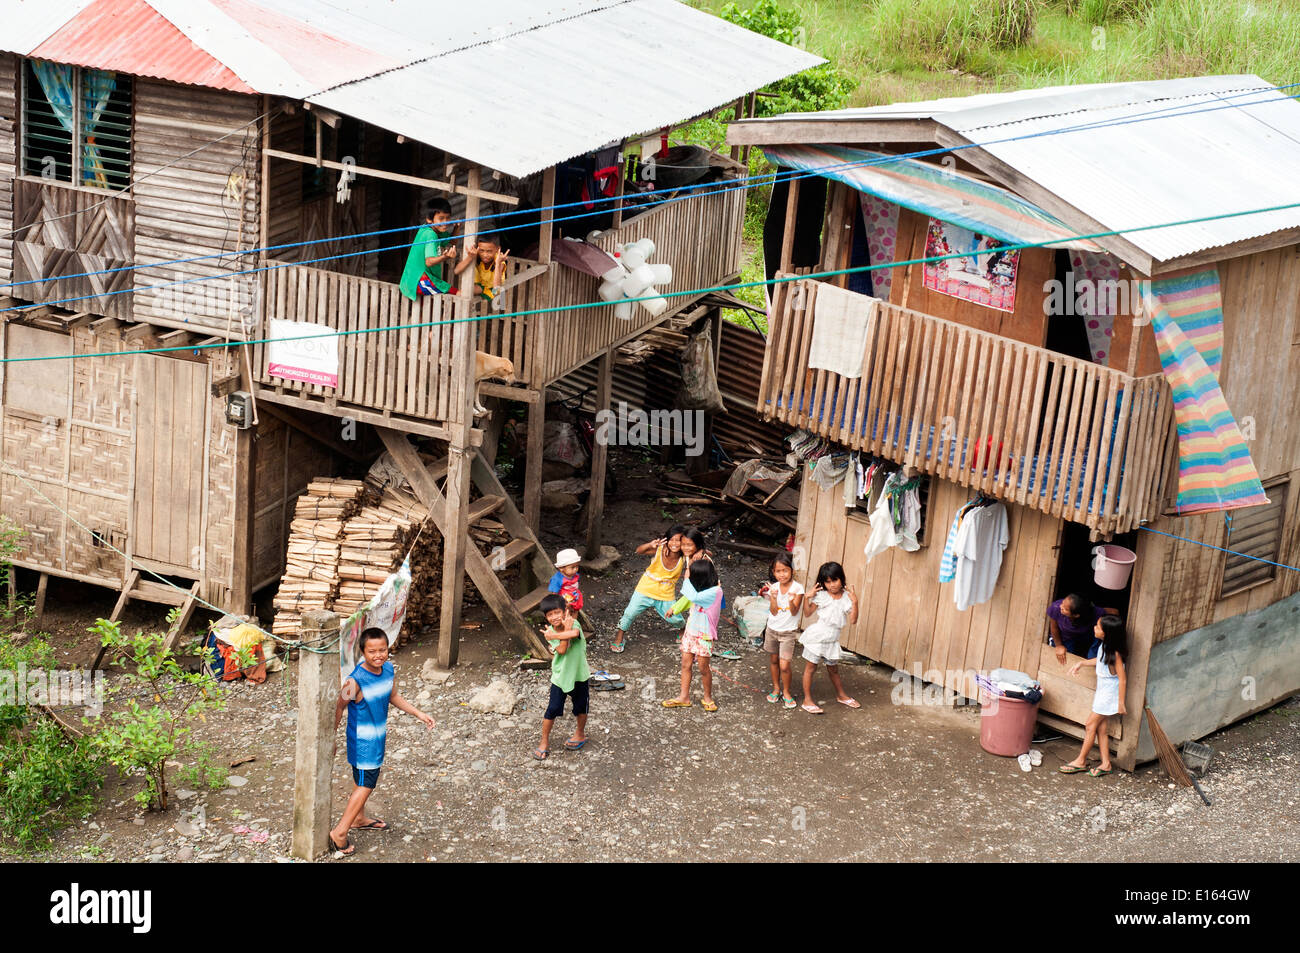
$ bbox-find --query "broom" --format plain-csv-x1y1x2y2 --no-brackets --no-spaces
1145,705,1212,806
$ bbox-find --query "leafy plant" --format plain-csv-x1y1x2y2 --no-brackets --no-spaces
86,618,226,811
0,518,34,632
178,741,229,791
0,718,102,851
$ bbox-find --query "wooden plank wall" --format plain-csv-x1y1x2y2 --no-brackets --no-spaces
0,322,240,604
892,207,1055,346
132,81,261,334
250,414,337,591
792,472,1132,730
0,52,15,287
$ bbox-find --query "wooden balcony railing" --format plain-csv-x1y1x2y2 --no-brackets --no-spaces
253,262,475,430
760,277,1176,535
537,182,746,383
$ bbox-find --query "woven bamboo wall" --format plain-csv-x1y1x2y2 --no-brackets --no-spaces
1,322,242,603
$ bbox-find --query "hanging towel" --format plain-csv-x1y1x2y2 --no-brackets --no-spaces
1141,268,1268,514
808,283,877,378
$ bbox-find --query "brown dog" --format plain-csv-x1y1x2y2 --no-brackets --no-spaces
473,351,518,414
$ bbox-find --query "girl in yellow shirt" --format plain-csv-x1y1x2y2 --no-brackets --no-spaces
611,525,687,653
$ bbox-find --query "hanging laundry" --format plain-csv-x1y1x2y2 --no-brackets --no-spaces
863,471,923,562
952,501,1008,611
938,496,983,583
843,452,861,509
809,452,851,491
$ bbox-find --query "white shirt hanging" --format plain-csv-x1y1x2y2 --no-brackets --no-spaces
953,502,1009,611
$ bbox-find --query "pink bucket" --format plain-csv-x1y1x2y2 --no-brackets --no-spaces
1092,544,1137,590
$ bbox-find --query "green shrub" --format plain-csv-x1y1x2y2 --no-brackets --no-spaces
868,0,1041,69
0,719,102,851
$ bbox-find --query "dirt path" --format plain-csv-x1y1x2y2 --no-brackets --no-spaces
10,465,1300,863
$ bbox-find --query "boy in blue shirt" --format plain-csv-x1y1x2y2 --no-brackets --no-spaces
330,627,434,856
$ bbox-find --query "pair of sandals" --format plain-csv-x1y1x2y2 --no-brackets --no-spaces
1058,764,1111,777
591,670,625,691
766,691,799,710
533,738,587,760
801,697,860,714
329,817,389,857
662,698,718,712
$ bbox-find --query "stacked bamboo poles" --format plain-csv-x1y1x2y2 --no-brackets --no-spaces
271,479,366,636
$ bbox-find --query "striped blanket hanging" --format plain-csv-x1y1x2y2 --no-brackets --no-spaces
1141,267,1268,513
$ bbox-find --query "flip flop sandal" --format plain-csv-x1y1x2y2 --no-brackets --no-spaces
783,697,798,710
701,700,719,712
328,835,355,856
564,738,588,750
766,691,782,703
532,747,550,760
1058,764,1088,774
714,649,741,660
837,698,861,709
801,703,824,714
352,819,388,831
609,640,627,654
1088,767,1112,777
661,699,692,708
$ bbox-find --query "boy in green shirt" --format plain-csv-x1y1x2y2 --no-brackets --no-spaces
399,198,458,300
532,593,589,760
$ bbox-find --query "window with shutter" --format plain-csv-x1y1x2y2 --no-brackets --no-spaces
22,59,133,192
1219,479,1288,598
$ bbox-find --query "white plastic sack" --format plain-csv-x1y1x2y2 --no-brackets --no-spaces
339,559,413,675
732,595,770,641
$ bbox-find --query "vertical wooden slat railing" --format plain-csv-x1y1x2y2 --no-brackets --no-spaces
253,262,463,426
757,277,1173,535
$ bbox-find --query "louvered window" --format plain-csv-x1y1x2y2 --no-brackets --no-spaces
1219,480,1288,598
22,59,133,192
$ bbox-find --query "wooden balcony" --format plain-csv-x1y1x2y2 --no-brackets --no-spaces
251,263,477,438
760,278,1176,535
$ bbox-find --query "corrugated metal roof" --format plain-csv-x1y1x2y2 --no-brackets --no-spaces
736,76,1300,265
30,0,254,92
0,0,823,177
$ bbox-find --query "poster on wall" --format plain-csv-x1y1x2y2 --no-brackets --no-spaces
922,218,1020,313
267,319,339,388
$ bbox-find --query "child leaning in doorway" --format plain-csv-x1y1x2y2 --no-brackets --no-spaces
1059,615,1127,777
330,628,434,856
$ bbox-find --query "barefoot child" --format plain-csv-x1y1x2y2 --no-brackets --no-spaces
611,525,687,653
799,562,860,714
1059,615,1127,777
548,547,584,613
533,595,589,760
763,552,804,709
662,558,722,712
331,628,435,855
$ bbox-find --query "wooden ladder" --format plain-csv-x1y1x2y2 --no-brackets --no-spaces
92,571,202,668
378,430,567,659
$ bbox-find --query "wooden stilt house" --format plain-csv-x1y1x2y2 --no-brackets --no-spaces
729,77,1300,768
0,0,819,662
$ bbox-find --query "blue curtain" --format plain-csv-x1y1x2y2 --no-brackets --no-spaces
81,70,117,188
31,59,75,135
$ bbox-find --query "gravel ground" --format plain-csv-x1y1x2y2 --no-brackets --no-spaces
9,459,1300,863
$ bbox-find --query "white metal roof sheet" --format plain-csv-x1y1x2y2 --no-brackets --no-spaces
745,76,1300,264
1,0,823,178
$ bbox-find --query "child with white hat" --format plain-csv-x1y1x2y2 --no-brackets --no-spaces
548,548,584,613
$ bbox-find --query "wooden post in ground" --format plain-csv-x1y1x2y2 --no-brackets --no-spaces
438,168,482,668
522,167,556,535
585,348,614,558
524,390,545,535
291,609,339,861
33,572,48,624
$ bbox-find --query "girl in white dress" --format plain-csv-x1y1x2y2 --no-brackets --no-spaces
799,562,860,714
1060,615,1127,777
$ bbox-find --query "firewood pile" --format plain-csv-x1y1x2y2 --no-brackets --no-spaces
272,478,488,644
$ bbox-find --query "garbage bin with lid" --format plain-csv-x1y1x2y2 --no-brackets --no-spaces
977,671,1041,757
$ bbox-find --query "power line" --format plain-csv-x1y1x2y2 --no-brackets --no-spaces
4,195,1299,364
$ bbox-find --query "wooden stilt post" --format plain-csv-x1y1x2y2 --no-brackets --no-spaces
585,348,614,558
33,572,48,624
524,391,545,534
438,168,482,668
291,609,339,861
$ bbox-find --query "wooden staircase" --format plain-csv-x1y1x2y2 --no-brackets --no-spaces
378,429,573,660
92,570,201,667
